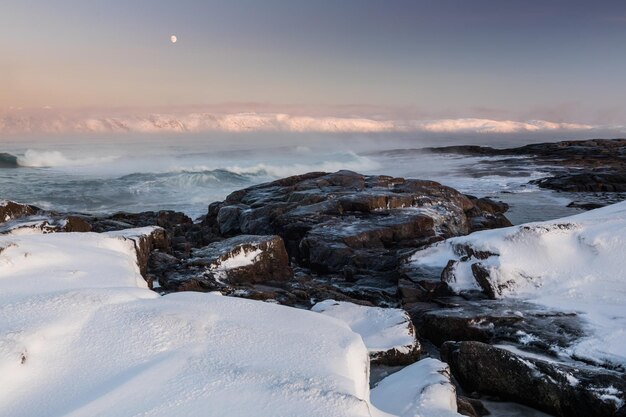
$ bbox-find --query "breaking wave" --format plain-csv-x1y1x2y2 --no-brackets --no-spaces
225,153,380,178
7,150,119,168
119,169,254,192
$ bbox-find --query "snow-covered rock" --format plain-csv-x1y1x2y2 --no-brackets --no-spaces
160,234,293,292
105,226,169,276
371,358,462,417
411,200,626,368
312,300,420,365
0,231,381,417
441,341,625,417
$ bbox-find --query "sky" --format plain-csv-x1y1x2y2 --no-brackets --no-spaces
1,0,626,130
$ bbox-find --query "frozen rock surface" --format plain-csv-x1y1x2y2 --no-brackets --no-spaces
441,341,626,417
312,300,420,365
159,234,292,291
412,200,626,368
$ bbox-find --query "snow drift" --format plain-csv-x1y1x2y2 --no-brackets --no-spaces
312,300,420,365
0,230,376,417
411,200,626,368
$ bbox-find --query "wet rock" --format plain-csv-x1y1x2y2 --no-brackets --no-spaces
200,170,511,304
567,201,606,210
465,196,513,231
441,341,626,417
160,235,292,291
89,210,219,256
0,215,93,235
533,172,626,193
0,201,39,224
471,263,497,299
428,138,626,202
409,298,584,355
457,396,485,417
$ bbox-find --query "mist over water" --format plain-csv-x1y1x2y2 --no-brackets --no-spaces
0,133,582,222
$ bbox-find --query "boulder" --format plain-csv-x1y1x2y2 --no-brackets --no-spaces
160,235,292,291
441,341,626,417
409,298,583,355
199,171,511,304
0,201,39,224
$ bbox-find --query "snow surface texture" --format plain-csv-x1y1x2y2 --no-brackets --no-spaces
371,358,462,417
312,300,419,358
411,200,626,368
0,230,389,417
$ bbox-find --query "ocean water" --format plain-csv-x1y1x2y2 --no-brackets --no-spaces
0,133,582,223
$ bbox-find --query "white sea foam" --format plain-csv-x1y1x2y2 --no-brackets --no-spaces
16,149,118,168
226,153,381,178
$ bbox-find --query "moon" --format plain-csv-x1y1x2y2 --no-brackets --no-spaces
170,35,177,44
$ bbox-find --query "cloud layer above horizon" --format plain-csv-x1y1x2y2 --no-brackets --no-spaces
2,110,621,136
2,0,626,128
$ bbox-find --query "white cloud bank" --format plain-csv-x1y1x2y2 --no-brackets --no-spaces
0,110,610,135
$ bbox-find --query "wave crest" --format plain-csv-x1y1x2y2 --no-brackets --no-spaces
16,150,118,168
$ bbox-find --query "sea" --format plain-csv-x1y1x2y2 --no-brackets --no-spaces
0,132,585,224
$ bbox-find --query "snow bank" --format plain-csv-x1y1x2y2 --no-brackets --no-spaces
371,358,462,417
411,200,626,367
0,231,378,417
312,300,420,364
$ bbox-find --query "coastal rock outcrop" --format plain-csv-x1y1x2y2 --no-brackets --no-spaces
426,138,626,200
0,201,39,224
441,341,626,417
157,235,292,292
191,170,511,304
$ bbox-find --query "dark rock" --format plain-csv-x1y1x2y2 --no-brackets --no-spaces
63,216,93,232
567,201,606,210
533,172,626,193
427,138,626,202
197,170,511,304
160,235,292,291
471,263,497,299
110,227,170,276
409,298,584,355
441,341,626,417
457,396,485,417
0,201,40,224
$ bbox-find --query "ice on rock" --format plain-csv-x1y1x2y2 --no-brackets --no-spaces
411,200,626,367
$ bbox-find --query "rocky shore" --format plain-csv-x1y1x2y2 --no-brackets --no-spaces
2,166,625,416
427,138,626,197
